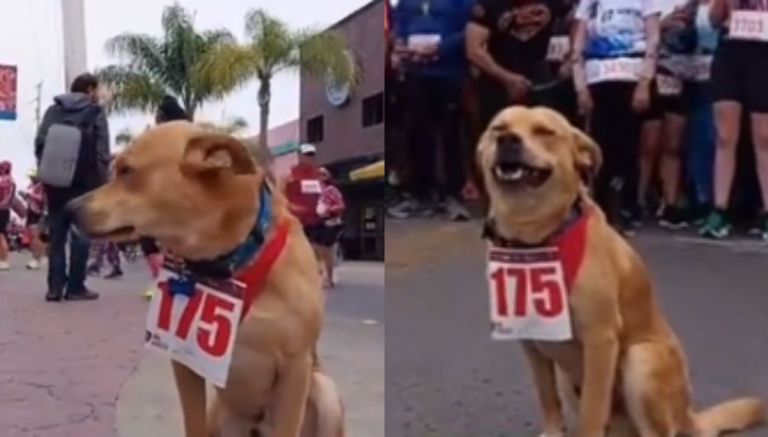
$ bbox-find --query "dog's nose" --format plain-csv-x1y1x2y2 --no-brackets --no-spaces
496,133,524,161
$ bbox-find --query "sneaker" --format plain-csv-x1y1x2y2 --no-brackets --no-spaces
0,261,9,271
658,206,689,230
143,288,155,300
45,290,63,302
104,269,123,279
699,209,731,239
26,259,41,270
64,289,100,301
758,213,768,241
386,198,436,219
445,196,471,222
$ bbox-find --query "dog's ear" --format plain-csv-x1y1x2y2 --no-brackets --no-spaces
571,127,602,181
181,134,256,178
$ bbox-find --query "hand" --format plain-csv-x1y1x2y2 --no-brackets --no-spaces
632,80,651,113
502,73,531,102
576,88,593,116
558,60,573,79
411,42,440,63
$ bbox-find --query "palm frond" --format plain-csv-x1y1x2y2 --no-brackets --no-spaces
294,29,359,86
104,34,166,80
244,9,293,75
96,65,167,114
196,43,260,95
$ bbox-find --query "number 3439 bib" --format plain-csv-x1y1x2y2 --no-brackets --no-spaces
145,270,245,388
487,247,572,341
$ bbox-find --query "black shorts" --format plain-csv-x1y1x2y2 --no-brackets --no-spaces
27,211,42,227
0,209,8,236
304,224,343,248
139,237,160,256
711,40,768,112
644,72,686,120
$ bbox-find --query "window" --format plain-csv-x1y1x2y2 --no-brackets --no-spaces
362,92,384,127
307,115,324,143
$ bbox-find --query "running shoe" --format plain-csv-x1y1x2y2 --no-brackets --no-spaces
26,259,41,270
658,206,689,230
699,209,731,239
0,261,10,271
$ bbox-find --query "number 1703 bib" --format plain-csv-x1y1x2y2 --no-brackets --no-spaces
487,247,573,341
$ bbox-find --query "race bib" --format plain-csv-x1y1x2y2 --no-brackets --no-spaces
547,36,570,62
487,247,572,341
730,10,768,41
300,180,322,194
688,55,712,82
585,58,644,84
407,33,442,50
656,74,683,96
145,269,245,388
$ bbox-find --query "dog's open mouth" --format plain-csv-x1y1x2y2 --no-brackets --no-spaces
493,160,552,188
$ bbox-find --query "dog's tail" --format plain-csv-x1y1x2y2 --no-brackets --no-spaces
309,371,345,437
692,397,765,435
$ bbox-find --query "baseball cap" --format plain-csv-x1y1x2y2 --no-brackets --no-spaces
299,143,317,155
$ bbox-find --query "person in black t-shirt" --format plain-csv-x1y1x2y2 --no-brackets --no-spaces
466,0,569,126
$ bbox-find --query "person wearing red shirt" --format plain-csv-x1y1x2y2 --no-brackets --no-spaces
286,144,325,269
316,167,346,288
0,161,16,271
19,168,47,270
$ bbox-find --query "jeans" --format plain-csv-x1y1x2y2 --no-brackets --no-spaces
685,82,716,206
47,205,91,294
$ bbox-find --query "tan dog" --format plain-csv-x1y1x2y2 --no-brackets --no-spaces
69,121,344,437
477,106,764,437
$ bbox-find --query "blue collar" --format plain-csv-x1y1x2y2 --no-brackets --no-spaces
183,187,275,279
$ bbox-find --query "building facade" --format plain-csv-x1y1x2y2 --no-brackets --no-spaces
246,120,300,179
299,0,385,171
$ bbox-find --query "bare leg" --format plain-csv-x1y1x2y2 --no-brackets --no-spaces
712,101,742,209
0,234,9,264
638,119,662,209
659,113,686,207
750,112,768,213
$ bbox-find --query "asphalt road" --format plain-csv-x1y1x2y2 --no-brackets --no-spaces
386,219,768,437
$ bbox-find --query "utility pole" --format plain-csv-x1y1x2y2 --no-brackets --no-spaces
33,81,42,128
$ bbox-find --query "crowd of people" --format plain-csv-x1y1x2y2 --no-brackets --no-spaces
0,72,348,298
386,0,768,240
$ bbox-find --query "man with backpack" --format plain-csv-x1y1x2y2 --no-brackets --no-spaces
35,73,111,302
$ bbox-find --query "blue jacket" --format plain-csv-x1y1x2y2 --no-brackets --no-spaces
394,0,474,80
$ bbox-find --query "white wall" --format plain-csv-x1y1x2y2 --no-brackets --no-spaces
0,0,66,185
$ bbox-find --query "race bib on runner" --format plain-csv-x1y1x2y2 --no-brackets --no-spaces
585,58,644,84
729,10,768,42
300,180,322,194
487,247,572,341
145,268,245,388
656,74,683,96
688,55,712,82
547,36,570,62
407,33,442,50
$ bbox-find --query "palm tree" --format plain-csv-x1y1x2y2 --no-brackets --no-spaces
201,9,358,152
97,3,236,120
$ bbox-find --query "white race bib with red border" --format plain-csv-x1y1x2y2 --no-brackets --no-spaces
300,179,322,194
407,34,442,50
145,270,245,388
547,36,570,63
729,10,768,42
585,58,644,84
487,247,572,341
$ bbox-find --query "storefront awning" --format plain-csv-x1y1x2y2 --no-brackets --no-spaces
349,160,384,181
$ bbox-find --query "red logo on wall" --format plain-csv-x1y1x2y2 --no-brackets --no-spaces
0,64,18,121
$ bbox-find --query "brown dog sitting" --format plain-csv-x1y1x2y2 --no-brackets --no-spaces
477,106,764,437
69,121,344,437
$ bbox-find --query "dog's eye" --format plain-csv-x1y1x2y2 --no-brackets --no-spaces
532,125,557,137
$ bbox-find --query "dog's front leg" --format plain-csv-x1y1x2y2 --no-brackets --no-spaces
576,331,619,437
521,341,565,436
172,360,208,437
272,353,312,437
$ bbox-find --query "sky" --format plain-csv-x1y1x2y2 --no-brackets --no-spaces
84,0,368,140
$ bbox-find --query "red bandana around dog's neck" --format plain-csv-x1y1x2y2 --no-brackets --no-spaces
235,220,290,321
485,206,591,291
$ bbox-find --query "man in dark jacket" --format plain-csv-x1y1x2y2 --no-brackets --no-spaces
35,73,110,302
388,0,475,222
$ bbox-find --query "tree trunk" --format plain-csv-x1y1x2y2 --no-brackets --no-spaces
254,79,273,163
